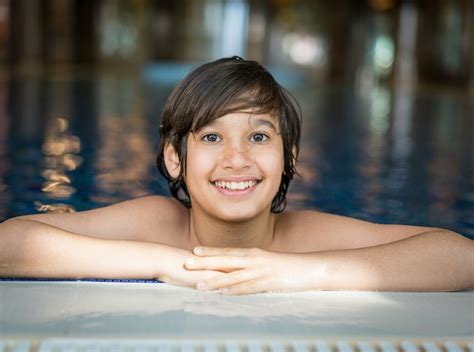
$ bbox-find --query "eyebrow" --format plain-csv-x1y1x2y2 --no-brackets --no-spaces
253,118,277,131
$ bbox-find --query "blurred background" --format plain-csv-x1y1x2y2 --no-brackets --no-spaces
0,0,472,238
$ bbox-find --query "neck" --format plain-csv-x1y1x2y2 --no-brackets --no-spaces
187,207,277,249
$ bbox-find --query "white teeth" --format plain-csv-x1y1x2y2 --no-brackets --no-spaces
213,180,257,190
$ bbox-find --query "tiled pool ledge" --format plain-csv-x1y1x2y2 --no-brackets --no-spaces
0,281,472,340
0,278,162,283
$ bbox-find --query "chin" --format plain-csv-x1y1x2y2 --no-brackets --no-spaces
217,213,257,223
211,203,266,223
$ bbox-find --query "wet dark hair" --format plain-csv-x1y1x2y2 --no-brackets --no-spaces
156,56,301,213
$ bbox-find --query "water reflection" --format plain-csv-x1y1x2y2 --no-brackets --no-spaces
289,82,471,238
0,79,9,220
425,96,466,230
394,2,417,89
369,86,391,134
41,117,81,200
91,76,155,204
31,77,84,213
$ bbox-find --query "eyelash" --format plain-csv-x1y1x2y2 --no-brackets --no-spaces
200,133,270,144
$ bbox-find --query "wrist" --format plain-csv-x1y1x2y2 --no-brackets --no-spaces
302,252,335,291
149,243,193,281
148,242,175,279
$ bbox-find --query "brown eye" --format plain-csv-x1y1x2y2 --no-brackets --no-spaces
202,133,221,143
250,133,269,143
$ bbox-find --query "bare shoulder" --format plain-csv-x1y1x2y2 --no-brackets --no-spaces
8,195,189,244
274,209,437,252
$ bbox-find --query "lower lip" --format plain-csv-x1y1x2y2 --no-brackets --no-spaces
212,182,259,197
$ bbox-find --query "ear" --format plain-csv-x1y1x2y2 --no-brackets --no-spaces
164,142,181,179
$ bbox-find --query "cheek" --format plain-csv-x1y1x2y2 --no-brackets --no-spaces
256,145,285,176
186,146,215,181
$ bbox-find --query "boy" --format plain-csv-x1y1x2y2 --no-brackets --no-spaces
0,57,472,295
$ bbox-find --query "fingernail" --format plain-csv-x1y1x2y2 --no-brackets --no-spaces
194,247,203,255
186,258,195,266
196,281,207,290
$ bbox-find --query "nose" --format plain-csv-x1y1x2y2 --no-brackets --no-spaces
221,140,251,170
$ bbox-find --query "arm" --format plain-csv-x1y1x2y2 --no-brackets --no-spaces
311,229,474,292
1,219,164,279
5,195,184,242
183,230,474,294
0,219,223,285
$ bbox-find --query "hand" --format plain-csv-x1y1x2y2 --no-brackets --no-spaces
155,245,226,287
183,247,325,295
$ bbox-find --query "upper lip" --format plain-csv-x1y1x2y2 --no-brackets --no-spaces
211,176,261,183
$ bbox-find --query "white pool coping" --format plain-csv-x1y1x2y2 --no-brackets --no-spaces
0,281,473,340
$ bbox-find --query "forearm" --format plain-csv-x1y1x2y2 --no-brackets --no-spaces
0,219,176,279
312,230,474,291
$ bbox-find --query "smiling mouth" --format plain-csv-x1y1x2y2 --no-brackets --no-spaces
211,180,260,191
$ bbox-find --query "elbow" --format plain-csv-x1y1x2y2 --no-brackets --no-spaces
0,217,39,238
0,217,45,277
407,229,474,291
436,230,474,290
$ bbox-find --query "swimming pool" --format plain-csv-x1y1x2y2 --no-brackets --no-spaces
0,64,472,239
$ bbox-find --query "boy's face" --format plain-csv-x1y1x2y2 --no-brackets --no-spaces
184,111,284,222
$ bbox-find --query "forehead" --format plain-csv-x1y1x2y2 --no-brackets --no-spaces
205,112,279,130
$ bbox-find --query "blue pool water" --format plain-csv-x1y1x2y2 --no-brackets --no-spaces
0,65,472,239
